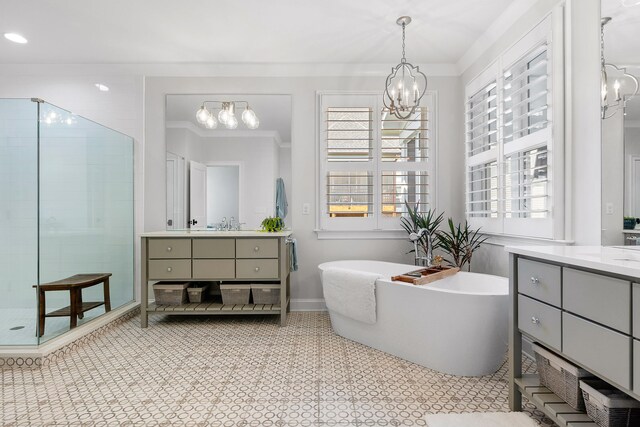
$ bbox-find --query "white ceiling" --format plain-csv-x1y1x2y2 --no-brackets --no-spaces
166,94,292,142
0,0,516,65
602,0,640,65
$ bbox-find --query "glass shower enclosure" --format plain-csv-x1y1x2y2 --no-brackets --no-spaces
0,98,134,346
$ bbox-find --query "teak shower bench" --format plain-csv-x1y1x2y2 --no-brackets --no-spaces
34,273,112,336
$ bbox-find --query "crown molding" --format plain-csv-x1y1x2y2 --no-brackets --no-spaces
166,120,288,146
0,62,459,77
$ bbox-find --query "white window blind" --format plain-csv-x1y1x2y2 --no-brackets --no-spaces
464,15,561,240
318,93,434,234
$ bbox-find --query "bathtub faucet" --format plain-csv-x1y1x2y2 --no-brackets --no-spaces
409,228,433,267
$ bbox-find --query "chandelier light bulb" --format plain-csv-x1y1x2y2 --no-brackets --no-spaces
226,114,238,129
205,115,218,129
242,107,257,126
196,106,210,124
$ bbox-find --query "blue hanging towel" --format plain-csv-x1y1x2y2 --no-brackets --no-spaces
275,177,288,219
288,238,298,272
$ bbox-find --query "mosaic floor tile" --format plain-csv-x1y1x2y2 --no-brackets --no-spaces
2,312,554,426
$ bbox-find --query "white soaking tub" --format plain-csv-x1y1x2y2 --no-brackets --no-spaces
318,260,508,376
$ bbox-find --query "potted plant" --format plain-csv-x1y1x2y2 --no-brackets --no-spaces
400,201,444,260
260,216,285,232
624,217,637,230
436,218,488,272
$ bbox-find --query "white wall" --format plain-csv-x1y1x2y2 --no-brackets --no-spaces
144,76,463,307
206,165,239,225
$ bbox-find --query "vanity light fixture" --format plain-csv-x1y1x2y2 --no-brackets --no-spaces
195,101,259,130
3,32,28,44
601,17,639,119
383,16,428,120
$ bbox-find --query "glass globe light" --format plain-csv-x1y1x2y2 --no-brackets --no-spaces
225,114,238,129
242,107,256,126
204,115,218,129
246,117,259,130
196,106,210,124
218,108,230,125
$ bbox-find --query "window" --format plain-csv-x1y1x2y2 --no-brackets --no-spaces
318,93,434,234
464,16,563,239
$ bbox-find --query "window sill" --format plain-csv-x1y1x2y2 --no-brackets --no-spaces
479,231,574,247
314,229,408,240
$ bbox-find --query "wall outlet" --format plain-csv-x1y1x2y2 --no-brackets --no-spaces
302,203,310,215
605,202,614,215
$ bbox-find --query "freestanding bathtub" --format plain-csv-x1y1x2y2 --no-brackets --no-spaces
318,260,509,377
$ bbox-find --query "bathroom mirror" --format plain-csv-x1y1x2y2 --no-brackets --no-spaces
601,1,640,246
165,94,292,230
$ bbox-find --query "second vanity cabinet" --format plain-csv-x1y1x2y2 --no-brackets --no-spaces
508,247,640,426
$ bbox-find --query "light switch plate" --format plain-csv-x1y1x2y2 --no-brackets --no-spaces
605,202,614,215
302,203,310,215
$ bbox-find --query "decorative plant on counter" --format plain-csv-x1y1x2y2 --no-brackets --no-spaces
400,201,444,257
436,218,488,272
260,216,285,232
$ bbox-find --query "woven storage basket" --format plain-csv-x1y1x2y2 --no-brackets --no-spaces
580,379,640,427
187,283,209,303
153,282,189,305
533,343,593,410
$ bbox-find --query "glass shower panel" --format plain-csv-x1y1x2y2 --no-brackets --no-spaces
38,102,134,343
0,99,38,346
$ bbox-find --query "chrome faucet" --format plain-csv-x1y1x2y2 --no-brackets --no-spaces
221,217,228,231
409,228,433,267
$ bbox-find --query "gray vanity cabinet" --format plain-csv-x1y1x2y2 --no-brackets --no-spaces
508,252,640,425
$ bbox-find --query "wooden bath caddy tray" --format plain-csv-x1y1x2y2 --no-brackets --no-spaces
392,266,459,285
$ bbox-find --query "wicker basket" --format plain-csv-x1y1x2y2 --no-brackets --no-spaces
533,343,593,410
187,283,209,303
153,282,189,305
580,379,640,427
251,284,280,305
220,284,250,305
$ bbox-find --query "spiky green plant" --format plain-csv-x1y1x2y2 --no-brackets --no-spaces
400,201,444,257
436,218,488,272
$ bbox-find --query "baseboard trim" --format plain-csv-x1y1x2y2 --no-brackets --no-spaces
291,298,327,311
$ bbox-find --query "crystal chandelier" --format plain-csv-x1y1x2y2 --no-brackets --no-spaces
195,101,259,130
383,16,428,120
601,17,639,119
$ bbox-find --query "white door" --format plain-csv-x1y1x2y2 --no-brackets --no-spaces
189,161,207,229
166,157,176,229
166,152,186,229
633,157,640,217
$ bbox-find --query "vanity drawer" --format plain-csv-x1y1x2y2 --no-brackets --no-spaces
192,238,235,259
236,238,279,259
563,313,631,389
148,238,191,259
148,259,192,280
517,258,561,307
518,295,561,350
635,340,640,392
236,259,279,279
633,284,640,339
192,259,235,279
563,268,630,333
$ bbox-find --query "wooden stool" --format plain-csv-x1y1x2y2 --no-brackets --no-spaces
34,273,112,337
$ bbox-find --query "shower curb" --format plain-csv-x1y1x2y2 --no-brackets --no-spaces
0,304,140,369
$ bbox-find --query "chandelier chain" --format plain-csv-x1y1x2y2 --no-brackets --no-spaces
401,23,406,62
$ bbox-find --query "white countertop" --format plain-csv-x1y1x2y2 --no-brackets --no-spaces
623,229,640,234
140,230,293,238
505,245,640,278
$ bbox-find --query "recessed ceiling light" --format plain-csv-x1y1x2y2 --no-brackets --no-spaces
4,33,28,44
95,83,109,92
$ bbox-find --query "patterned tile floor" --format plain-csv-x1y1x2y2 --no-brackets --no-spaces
2,312,554,426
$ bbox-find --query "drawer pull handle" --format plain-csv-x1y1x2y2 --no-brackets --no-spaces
254,246,260,252
167,246,172,252
255,267,260,272
167,267,173,272
530,277,539,285
531,316,540,325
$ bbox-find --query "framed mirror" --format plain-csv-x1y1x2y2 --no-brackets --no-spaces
165,94,292,230
601,1,640,246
